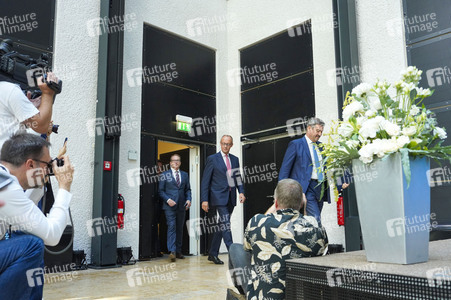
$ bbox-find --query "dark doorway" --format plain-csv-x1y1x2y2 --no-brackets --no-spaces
139,136,214,259
139,25,216,259
159,145,190,255
239,21,315,226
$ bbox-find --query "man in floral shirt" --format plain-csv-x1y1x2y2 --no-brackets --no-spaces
227,179,328,300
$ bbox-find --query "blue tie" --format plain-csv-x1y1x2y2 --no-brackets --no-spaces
312,143,324,181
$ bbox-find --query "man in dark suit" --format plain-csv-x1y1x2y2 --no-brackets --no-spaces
201,135,245,265
279,117,330,223
159,154,191,262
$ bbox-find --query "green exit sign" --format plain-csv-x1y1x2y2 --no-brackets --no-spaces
176,121,191,133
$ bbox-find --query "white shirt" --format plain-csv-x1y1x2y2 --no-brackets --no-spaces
305,135,323,180
171,168,181,185
0,82,39,148
221,151,232,169
0,165,72,246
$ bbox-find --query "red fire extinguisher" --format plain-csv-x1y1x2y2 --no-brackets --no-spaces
337,193,344,226
118,194,125,229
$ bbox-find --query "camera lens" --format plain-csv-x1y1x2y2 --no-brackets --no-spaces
52,125,59,134
48,158,64,176
57,158,64,167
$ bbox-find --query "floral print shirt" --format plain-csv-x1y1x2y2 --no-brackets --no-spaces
243,209,328,300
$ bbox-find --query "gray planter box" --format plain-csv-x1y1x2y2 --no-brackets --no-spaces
352,153,430,264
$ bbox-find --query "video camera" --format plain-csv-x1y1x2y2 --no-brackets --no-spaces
0,39,62,99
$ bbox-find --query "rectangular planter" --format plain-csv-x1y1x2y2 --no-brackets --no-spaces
352,153,430,264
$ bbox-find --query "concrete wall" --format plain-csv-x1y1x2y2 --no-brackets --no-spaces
52,0,101,259
355,0,407,83
120,0,229,256
52,0,407,260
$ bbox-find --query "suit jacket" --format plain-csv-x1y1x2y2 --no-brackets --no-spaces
159,169,192,211
201,152,244,207
279,136,330,203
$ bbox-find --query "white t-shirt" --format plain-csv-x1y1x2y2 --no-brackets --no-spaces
0,82,39,148
0,165,72,246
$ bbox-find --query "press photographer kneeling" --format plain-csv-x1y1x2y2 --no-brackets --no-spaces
0,132,74,299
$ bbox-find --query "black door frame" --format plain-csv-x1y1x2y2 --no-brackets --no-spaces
138,133,215,259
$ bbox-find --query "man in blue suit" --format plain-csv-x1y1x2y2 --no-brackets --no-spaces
159,154,191,262
279,117,330,223
201,135,245,265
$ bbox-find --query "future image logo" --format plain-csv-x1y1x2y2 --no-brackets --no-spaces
26,168,46,188
386,218,405,237
226,168,244,188
426,267,451,287
426,166,451,187
426,67,451,88
126,264,178,287
226,267,251,287
186,215,231,238
386,213,438,238
0,13,39,35
126,68,143,87
326,264,378,287
326,268,346,287
126,268,144,287
86,118,105,137
86,217,107,237
386,13,439,37
327,66,361,87
26,268,44,287
286,14,336,37
86,13,138,37
286,117,308,137
86,114,139,137
186,14,235,37
25,67,49,88
226,68,242,87
226,63,278,88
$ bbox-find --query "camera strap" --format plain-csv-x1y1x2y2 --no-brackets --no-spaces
42,178,74,255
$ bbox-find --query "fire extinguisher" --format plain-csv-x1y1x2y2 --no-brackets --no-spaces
337,193,344,226
118,194,125,229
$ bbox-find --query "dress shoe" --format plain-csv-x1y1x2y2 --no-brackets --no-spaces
169,252,176,262
208,255,224,265
226,288,245,300
176,253,185,259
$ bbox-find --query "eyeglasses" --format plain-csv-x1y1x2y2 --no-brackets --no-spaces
32,158,53,169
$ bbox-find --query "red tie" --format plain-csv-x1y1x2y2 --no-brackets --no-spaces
225,154,231,173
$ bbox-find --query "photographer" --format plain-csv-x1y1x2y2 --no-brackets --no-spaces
0,72,58,147
0,132,74,299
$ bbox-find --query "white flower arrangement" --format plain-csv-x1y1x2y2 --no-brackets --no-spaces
322,66,451,195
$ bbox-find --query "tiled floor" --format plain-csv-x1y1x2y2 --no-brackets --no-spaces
44,254,229,300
